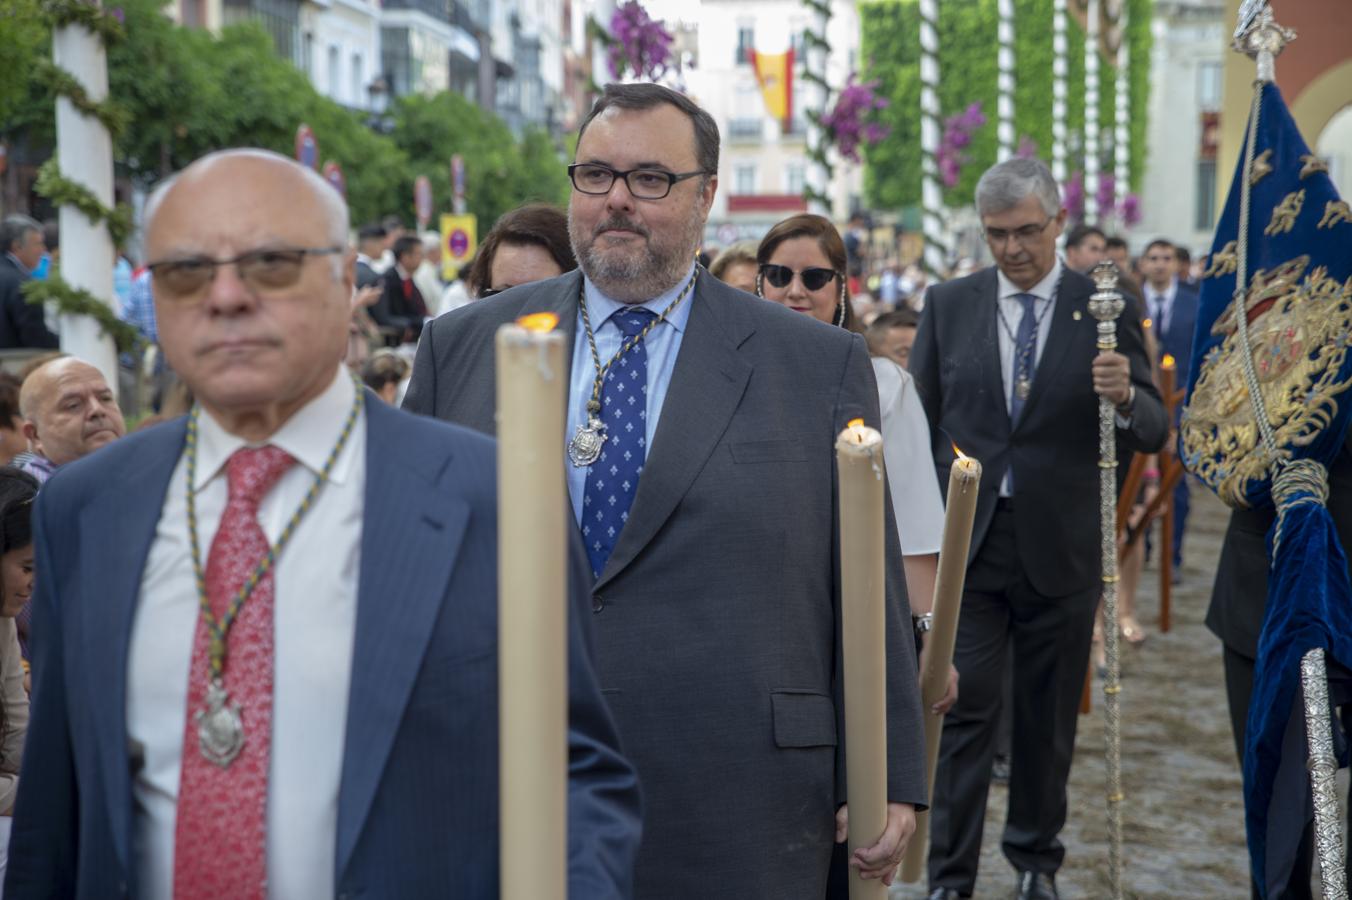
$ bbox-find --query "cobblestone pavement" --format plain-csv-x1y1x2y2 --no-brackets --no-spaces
891,487,1254,899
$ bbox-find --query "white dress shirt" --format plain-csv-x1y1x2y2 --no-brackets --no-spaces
127,368,365,900
565,264,696,524
1144,277,1179,336
995,259,1063,495
872,357,945,556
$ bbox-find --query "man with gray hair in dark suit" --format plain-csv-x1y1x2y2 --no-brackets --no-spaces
404,82,927,897
911,157,1166,900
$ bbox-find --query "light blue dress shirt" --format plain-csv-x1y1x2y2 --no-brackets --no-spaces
566,263,697,524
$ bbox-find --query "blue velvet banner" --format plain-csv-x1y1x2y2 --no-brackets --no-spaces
1180,82,1352,896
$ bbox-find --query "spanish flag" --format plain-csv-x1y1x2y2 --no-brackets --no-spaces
749,48,794,128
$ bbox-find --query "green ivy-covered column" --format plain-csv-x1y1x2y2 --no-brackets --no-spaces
802,0,833,214
28,0,134,387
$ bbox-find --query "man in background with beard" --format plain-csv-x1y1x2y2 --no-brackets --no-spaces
404,82,926,898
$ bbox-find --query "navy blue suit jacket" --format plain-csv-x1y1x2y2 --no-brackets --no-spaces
4,394,641,898
1155,282,1200,384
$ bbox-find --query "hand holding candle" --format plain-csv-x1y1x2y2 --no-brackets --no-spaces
899,447,982,884
495,313,567,900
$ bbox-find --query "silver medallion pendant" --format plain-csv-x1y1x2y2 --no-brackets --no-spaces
568,416,607,467
196,678,246,768
1016,377,1032,400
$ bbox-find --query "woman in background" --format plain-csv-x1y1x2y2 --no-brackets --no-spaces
708,240,759,294
462,204,577,300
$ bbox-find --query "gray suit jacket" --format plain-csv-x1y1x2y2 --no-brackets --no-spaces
910,266,1168,598
405,269,926,898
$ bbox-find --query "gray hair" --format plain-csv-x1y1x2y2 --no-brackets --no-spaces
975,157,1061,218
0,215,41,255
146,149,350,255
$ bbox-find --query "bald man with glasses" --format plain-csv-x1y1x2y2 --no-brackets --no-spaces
910,158,1166,900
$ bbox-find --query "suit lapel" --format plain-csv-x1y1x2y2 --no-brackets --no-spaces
79,420,187,871
1019,271,1087,427
516,269,583,374
594,282,753,591
335,399,469,875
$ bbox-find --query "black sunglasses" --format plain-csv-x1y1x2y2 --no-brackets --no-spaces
759,263,840,292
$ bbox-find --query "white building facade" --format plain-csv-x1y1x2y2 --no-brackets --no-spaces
304,0,382,110
1133,0,1226,255
687,0,864,247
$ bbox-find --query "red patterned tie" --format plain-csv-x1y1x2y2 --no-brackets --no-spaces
173,445,295,899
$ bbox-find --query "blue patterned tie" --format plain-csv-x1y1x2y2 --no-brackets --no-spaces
1009,292,1039,422
581,307,656,580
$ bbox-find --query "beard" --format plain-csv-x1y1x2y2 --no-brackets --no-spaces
569,201,706,303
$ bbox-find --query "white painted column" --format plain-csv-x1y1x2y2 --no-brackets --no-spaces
53,14,118,395
1084,0,1100,222
804,0,832,216
997,0,1016,161
1114,4,1130,220
919,0,947,278
1052,0,1068,184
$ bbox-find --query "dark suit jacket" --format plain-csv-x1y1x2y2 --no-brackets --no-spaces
1208,436,1352,660
911,266,1167,598
5,396,641,899
371,267,427,339
403,270,926,899
0,256,59,350
1153,282,1200,384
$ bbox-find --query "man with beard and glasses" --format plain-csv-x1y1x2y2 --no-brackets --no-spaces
404,82,927,898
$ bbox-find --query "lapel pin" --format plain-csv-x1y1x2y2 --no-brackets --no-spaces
1072,310,1082,321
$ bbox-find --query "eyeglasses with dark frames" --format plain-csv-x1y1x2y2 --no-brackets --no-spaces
568,164,708,200
147,246,345,298
758,263,840,292
982,218,1054,247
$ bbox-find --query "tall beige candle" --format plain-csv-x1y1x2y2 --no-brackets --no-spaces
900,451,983,884
496,313,568,900
836,419,889,900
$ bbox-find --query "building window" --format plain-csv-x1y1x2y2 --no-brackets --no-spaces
735,26,754,65
352,52,364,105
1195,159,1217,231
328,45,340,96
735,164,757,195
786,164,805,195
223,0,301,65
1197,62,1223,113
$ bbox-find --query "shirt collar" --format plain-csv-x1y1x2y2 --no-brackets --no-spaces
192,366,360,493
582,261,698,335
1148,277,1178,305
996,257,1063,303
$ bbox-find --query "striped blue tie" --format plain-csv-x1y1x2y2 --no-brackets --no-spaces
1009,292,1039,422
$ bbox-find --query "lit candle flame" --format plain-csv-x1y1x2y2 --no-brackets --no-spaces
1143,317,1153,329
845,418,868,443
952,442,969,461
517,312,560,333
1162,354,1176,369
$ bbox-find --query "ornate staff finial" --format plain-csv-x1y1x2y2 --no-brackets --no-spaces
1232,1,1296,83
1088,260,1125,327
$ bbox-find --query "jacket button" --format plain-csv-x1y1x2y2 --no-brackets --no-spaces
592,594,604,613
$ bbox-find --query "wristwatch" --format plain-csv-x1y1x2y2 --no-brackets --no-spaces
912,612,933,635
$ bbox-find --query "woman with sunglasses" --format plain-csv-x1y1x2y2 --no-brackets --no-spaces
757,213,955,893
